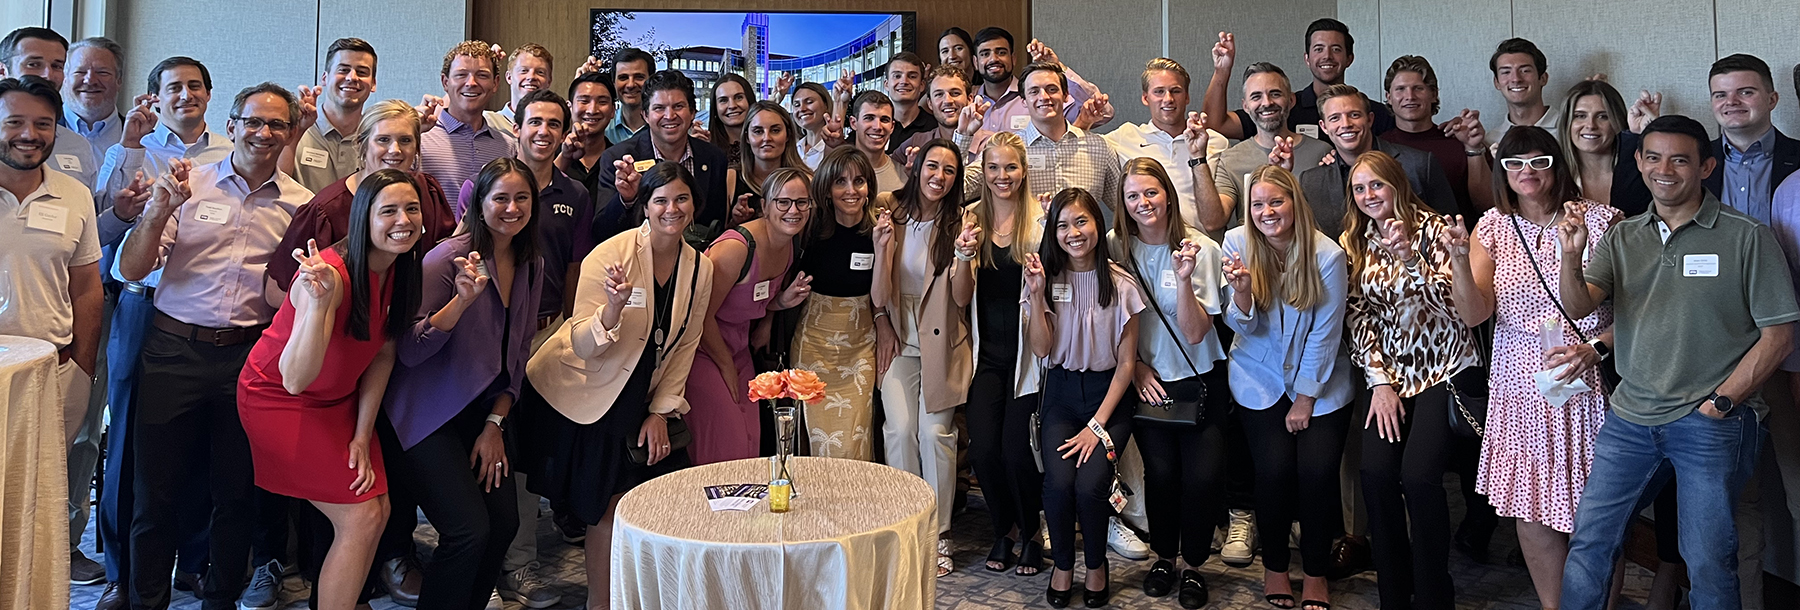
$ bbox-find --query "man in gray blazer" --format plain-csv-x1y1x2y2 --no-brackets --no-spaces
1297,84,1460,238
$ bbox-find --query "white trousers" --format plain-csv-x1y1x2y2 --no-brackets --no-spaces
880,355,957,535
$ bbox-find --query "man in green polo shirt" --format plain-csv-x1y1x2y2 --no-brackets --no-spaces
1554,115,1798,610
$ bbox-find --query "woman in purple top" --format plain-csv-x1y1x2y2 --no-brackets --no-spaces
380,158,543,610
685,167,815,464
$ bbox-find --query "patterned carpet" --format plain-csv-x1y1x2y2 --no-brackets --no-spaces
68,473,1662,609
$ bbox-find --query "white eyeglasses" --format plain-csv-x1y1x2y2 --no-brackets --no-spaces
1501,155,1555,171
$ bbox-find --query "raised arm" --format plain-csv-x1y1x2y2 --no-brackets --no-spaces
1183,113,1229,233
870,198,897,308
1555,203,1608,319
1171,239,1217,344
278,243,343,395
1023,253,1053,358
118,161,192,282
1200,33,1247,141
951,214,980,308
1441,216,1495,327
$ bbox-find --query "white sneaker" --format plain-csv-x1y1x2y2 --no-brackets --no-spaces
1221,509,1256,568
1106,516,1151,560
485,589,504,610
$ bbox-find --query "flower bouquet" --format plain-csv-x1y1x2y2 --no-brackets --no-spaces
749,369,827,498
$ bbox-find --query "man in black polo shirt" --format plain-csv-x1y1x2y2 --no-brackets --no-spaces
1201,20,1395,141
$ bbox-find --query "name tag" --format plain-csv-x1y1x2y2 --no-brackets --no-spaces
194,201,232,224
1295,125,1319,139
55,154,82,173
633,159,656,173
752,280,771,301
1160,269,1178,289
1683,254,1719,277
1027,154,1047,169
298,147,329,169
626,287,648,308
26,205,66,233
849,252,874,270
1010,115,1030,132
1051,283,1072,302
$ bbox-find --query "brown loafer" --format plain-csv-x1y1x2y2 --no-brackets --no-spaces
377,556,423,607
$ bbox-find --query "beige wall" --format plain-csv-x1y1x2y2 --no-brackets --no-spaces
114,0,469,133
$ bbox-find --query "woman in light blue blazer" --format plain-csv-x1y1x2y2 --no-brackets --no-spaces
1220,165,1353,610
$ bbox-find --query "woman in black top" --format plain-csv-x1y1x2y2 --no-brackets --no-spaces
1559,79,1657,216
790,147,896,460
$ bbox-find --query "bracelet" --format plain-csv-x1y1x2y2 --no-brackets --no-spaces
954,248,976,262
1464,148,1486,157
872,309,889,319
485,413,506,431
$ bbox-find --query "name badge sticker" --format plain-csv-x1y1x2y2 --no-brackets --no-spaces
1295,125,1320,139
1051,283,1072,302
1010,115,1030,132
298,147,329,169
1027,154,1047,169
753,280,772,301
194,202,231,224
55,154,82,173
1160,269,1179,289
626,287,648,308
849,252,874,270
633,159,656,173
26,205,66,234
1683,254,1719,277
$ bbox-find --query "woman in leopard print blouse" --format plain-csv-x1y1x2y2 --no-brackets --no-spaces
1339,151,1483,610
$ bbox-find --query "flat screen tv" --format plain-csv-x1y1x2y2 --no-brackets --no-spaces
591,9,917,117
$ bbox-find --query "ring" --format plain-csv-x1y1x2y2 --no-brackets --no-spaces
494,462,503,468
661,444,671,449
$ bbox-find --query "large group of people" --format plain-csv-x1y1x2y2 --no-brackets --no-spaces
2,16,1798,610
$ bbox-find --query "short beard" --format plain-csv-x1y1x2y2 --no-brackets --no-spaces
0,144,47,171
980,69,1010,86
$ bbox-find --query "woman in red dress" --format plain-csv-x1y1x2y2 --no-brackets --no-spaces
237,169,424,610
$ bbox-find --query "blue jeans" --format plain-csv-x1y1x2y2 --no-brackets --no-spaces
1561,408,1762,610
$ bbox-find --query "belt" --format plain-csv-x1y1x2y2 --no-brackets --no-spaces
152,310,268,347
124,282,156,298
538,315,556,331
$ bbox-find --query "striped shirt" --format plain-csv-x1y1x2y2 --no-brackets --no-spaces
1021,122,1124,226
420,111,516,219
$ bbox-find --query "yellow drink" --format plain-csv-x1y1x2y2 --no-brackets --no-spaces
769,479,792,513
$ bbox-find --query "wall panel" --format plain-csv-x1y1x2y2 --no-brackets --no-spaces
118,0,319,131
318,0,470,111
1716,0,1800,138
1514,0,1716,134
1170,0,1337,124
1371,0,1511,130
1031,0,1161,127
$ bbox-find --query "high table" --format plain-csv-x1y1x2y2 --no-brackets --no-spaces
0,336,67,609
613,456,936,609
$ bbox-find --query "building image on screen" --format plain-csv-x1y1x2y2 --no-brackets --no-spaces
591,10,916,118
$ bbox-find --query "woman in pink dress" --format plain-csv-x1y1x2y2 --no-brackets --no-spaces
684,167,816,463
1445,127,1616,610
238,169,423,610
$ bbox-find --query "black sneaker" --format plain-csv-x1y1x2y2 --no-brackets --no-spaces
554,510,587,545
1143,559,1175,597
71,550,105,586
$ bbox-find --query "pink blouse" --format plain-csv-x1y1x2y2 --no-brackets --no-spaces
1026,264,1146,371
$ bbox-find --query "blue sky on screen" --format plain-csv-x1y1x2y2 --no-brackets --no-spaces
607,11,893,56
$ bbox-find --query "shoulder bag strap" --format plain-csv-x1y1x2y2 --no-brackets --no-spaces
1508,214,1591,344
1124,254,1202,379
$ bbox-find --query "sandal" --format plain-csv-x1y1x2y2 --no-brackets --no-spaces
1265,593,1296,608
985,537,1016,572
937,538,954,577
1301,601,1331,610
1015,539,1044,576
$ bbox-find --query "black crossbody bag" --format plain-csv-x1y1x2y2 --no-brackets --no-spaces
1508,214,1620,395
1125,260,1207,426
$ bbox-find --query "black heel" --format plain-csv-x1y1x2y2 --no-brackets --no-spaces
1082,584,1111,607
1016,540,1044,576
1046,583,1073,607
986,537,1016,572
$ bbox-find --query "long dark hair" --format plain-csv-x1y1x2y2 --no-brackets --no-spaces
340,169,423,341
629,161,701,227
463,157,541,266
892,138,966,275
1492,125,1582,215
1039,187,1118,307
808,146,876,243
708,73,756,148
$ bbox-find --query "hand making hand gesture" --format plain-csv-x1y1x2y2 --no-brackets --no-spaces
290,239,340,306
614,154,644,202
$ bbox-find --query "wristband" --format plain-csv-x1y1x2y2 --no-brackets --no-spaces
1465,148,1486,157
954,248,976,262
486,413,506,431
872,308,889,319
1086,418,1117,462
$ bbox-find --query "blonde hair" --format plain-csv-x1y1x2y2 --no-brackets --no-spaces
440,40,501,77
1339,151,1431,273
355,99,422,163
1242,165,1326,310
973,132,1035,266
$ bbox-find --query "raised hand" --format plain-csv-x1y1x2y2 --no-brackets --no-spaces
957,98,992,136
822,111,847,148
688,119,711,142
292,85,321,144
775,71,795,97
452,251,490,304
731,193,759,224
1556,201,1589,257
575,55,605,77
602,262,633,312
1629,90,1662,133
415,95,445,132
561,123,591,160
1073,93,1108,130
1183,111,1211,158
1023,252,1046,295
1444,109,1486,151
872,207,895,251
774,272,814,309
122,94,158,148
1437,215,1471,260
1377,217,1416,263
1036,192,1054,215
291,239,339,304
144,159,195,222
1026,39,1061,67
614,154,644,202
1173,239,1201,279
1221,253,1251,293
1587,72,1609,82
954,219,982,260
833,69,855,105
112,170,153,221
1211,32,1237,73
1267,136,1296,171
902,145,922,171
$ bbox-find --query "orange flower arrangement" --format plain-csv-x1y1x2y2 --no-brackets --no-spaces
784,369,826,402
747,371,788,401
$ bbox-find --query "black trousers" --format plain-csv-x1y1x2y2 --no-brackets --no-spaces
966,363,1044,541
1135,366,1230,567
128,326,257,610
379,400,519,610
1360,383,1457,610
1240,398,1352,575
1040,367,1132,571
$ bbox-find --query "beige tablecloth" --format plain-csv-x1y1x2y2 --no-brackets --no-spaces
0,336,67,610
613,456,936,609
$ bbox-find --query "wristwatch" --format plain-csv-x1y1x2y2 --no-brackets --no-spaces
1188,156,1206,168
485,413,507,431
1705,392,1735,416
1586,338,1611,360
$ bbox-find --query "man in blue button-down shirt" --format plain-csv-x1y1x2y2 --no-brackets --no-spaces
1704,54,1800,224
62,38,125,164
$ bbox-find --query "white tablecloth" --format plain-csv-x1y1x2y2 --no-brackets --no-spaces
613,457,936,609
0,336,67,609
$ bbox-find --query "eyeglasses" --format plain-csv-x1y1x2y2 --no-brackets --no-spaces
1501,155,1555,172
230,116,293,133
771,197,813,212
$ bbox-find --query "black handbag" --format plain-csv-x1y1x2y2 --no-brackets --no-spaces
1508,214,1620,395
1445,365,1490,438
627,417,691,464
1125,260,1207,426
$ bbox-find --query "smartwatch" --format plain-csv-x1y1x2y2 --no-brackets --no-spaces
1705,392,1735,416
1586,338,1611,360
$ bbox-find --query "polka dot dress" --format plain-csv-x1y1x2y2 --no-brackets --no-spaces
1473,202,1618,534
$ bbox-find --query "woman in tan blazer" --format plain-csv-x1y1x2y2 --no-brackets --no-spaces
872,138,976,577
517,162,714,610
